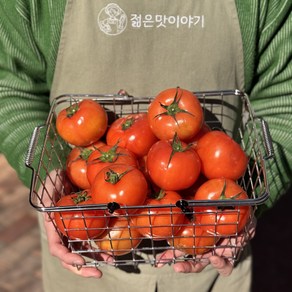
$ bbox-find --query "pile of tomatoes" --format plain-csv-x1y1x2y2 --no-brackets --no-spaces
54,87,251,257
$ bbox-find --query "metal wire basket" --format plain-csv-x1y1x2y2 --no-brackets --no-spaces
25,89,273,268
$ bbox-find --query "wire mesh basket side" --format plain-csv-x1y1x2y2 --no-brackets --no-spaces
26,90,270,266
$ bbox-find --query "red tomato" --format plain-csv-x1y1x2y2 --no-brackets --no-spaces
66,147,92,190
186,122,211,148
91,164,148,213
87,144,138,186
54,191,107,240
95,216,142,256
106,113,158,157
87,140,106,149
179,174,208,200
147,87,204,141
66,141,106,189
137,155,148,178
195,130,248,180
146,136,201,191
56,99,108,146
131,190,185,240
194,178,251,236
168,219,219,255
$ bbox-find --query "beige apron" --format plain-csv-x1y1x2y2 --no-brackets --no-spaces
43,1,251,292
51,1,244,98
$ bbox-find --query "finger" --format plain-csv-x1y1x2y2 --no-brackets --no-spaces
156,249,210,273
61,261,103,278
172,260,209,273
42,214,83,263
47,232,85,267
94,252,115,264
156,249,184,267
44,213,114,265
209,255,233,276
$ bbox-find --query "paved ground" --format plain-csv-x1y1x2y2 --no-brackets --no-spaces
0,153,291,292
0,155,42,292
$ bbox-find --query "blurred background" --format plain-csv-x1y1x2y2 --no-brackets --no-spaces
0,153,291,292
0,154,41,291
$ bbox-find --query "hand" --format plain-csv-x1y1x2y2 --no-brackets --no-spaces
156,240,236,276
39,170,112,278
156,217,256,276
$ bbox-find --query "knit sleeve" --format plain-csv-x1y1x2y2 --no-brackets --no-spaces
242,1,292,212
0,1,51,187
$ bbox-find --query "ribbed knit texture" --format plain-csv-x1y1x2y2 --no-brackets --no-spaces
0,0,66,185
236,0,292,212
0,0,291,212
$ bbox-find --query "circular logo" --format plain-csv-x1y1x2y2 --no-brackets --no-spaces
98,3,127,36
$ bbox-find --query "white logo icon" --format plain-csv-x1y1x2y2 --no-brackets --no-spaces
98,3,127,36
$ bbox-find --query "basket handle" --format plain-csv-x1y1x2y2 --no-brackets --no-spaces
258,118,274,160
25,125,44,167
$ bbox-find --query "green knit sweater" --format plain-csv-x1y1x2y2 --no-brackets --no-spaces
0,0,291,212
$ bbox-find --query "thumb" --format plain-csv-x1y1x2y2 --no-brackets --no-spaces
209,256,233,277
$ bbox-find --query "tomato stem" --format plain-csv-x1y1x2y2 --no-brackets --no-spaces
154,87,194,124
152,189,166,200
218,180,242,210
66,102,79,118
219,180,242,200
91,143,131,164
79,148,94,161
72,191,91,205
104,168,131,184
122,117,135,130
167,133,192,167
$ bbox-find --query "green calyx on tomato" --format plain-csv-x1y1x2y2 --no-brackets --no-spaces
167,133,192,167
154,87,194,121
65,102,79,118
121,117,135,130
219,180,242,200
150,189,167,201
104,168,131,184
78,147,94,161
93,144,124,163
217,180,243,210
71,191,92,205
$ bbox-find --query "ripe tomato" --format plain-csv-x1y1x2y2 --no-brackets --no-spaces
56,99,108,146
131,190,185,240
168,218,219,255
95,216,142,256
195,130,248,180
87,140,106,149
186,122,211,148
54,191,107,240
147,87,204,141
194,178,251,236
87,144,138,186
179,174,208,200
66,141,106,189
91,164,148,213
106,113,158,158
137,155,148,178
146,135,201,190
66,147,92,190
